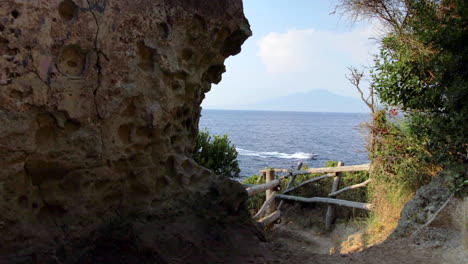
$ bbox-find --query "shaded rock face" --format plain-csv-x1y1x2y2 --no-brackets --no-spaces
0,0,252,261
391,168,465,238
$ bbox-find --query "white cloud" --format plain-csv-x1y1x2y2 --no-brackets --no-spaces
203,21,386,110
257,24,382,74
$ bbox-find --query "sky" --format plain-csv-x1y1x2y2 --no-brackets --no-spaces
202,0,382,110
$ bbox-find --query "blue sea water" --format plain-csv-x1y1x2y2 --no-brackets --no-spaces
199,110,370,178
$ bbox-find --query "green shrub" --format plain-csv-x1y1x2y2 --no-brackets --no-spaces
367,110,441,227
242,175,267,216
193,129,240,178
370,0,468,165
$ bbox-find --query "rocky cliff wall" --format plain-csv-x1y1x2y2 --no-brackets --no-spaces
0,0,253,262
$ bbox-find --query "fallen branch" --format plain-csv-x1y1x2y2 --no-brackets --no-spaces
306,164,370,174
276,194,374,210
328,179,372,197
278,174,297,210
282,174,333,194
260,164,370,174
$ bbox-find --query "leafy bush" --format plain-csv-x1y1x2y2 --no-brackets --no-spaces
242,174,267,216
193,129,240,178
371,0,468,164
368,110,441,226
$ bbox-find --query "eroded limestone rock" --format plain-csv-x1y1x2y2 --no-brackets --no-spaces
0,0,252,262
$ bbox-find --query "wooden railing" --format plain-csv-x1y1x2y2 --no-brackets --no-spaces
246,162,371,230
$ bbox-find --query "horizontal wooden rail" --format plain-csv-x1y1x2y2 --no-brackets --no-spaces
260,163,370,174
328,179,372,197
246,179,280,196
306,164,370,173
276,194,374,210
282,174,332,194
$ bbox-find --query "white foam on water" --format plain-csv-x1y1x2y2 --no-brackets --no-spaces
236,148,317,160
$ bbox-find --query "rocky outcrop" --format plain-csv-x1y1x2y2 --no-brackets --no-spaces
0,0,253,262
391,167,466,238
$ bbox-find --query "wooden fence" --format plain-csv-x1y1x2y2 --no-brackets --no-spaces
245,162,371,230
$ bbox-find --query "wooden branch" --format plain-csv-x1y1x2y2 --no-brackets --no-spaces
246,179,280,196
256,173,265,184
253,192,277,220
278,174,297,209
276,194,374,210
258,210,281,226
259,168,291,173
282,174,333,194
262,164,370,174
328,179,372,197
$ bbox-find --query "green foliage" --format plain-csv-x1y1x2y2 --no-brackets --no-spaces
193,129,240,178
368,110,441,225
370,110,439,194
372,0,468,164
242,174,266,216
444,164,468,197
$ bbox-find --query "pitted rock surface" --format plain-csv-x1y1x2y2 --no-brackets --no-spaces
0,0,251,262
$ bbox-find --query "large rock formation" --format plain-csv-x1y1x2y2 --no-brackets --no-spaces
0,0,256,262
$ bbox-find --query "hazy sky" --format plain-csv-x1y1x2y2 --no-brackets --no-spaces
202,0,382,110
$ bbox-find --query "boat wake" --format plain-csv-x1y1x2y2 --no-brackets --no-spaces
236,148,317,160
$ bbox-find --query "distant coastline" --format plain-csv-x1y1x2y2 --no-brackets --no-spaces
203,89,370,113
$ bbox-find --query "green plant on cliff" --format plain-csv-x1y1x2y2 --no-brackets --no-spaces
369,0,468,195
368,110,441,227
336,0,468,241
339,0,468,166
193,129,240,178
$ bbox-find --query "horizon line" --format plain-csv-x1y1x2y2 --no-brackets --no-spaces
201,108,370,114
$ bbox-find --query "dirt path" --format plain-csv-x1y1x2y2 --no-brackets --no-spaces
259,225,465,264
252,201,467,264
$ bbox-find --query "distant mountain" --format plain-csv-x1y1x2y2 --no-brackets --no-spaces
235,90,369,113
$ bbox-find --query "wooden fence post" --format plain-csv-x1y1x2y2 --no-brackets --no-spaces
265,169,276,214
325,161,343,231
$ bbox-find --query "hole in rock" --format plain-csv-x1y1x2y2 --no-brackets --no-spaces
137,41,155,71
221,29,249,57
118,124,132,145
11,10,19,19
57,45,87,76
58,0,78,21
182,48,194,61
158,22,170,39
203,64,226,84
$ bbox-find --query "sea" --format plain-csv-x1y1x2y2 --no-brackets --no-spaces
199,109,370,178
